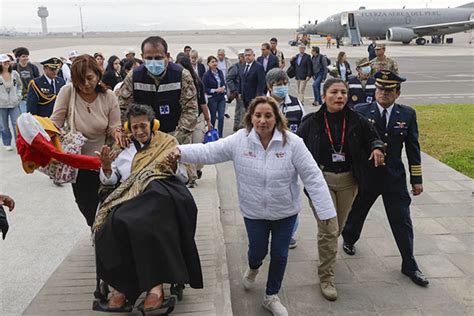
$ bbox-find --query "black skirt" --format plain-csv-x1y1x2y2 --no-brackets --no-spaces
95,177,203,303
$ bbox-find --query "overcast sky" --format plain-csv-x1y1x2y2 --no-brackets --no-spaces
0,0,470,32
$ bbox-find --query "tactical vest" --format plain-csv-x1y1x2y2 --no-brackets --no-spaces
133,63,183,133
281,95,304,134
348,76,376,108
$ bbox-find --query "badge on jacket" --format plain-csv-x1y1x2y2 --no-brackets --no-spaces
394,121,407,129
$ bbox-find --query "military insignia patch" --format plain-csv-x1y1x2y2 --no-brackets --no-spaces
352,95,358,101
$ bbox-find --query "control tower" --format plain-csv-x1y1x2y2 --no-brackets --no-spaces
37,6,49,35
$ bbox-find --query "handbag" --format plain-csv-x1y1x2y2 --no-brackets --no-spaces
39,86,87,184
286,64,296,79
203,128,219,144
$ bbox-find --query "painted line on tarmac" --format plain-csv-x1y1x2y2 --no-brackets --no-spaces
409,80,474,83
401,93,474,97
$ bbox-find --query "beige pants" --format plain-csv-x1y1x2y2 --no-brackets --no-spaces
296,79,307,103
309,171,358,282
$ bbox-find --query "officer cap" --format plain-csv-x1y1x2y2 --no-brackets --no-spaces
40,57,62,69
374,70,406,89
13,47,30,58
355,57,370,68
375,43,386,50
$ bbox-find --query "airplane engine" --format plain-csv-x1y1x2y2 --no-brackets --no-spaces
386,27,416,43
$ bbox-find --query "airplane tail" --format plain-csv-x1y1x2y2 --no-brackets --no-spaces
457,2,474,8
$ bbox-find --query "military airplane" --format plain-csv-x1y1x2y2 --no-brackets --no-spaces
297,2,474,45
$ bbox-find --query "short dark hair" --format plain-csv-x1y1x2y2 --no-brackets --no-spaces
126,104,156,122
207,55,217,64
13,47,29,58
141,36,168,53
322,77,348,96
311,46,320,54
184,45,192,51
261,43,271,50
270,37,278,43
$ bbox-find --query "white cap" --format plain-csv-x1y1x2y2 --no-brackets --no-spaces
68,50,79,58
0,54,10,62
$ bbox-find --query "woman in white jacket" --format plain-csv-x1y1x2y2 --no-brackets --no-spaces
167,96,336,316
0,54,22,151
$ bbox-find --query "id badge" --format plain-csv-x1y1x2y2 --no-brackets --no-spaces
332,153,346,162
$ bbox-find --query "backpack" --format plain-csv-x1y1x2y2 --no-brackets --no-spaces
324,55,331,66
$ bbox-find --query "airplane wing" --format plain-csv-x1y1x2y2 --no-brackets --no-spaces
413,20,474,35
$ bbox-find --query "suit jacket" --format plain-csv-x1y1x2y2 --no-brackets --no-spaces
26,75,66,117
239,61,266,105
196,63,206,80
202,69,226,96
292,53,312,80
336,61,352,81
355,102,422,192
257,54,279,73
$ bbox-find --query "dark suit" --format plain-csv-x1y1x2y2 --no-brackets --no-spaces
256,54,279,73
195,63,206,80
239,61,266,108
293,53,312,80
26,75,66,117
342,102,422,272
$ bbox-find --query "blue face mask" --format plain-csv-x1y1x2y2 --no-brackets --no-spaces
272,85,289,99
144,59,166,76
361,66,371,75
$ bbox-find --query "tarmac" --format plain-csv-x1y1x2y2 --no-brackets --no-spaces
0,30,472,315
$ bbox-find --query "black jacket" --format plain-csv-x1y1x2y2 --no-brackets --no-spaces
297,104,384,190
292,53,312,80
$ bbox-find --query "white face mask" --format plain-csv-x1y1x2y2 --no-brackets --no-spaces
360,66,371,75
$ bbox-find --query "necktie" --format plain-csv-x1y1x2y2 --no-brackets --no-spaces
51,80,56,94
244,64,250,75
382,109,388,128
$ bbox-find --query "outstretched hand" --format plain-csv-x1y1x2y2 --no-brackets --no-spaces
113,128,130,149
369,149,385,167
165,148,181,167
96,145,114,170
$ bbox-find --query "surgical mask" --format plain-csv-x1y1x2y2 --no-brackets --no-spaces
360,66,371,75
272,85,289,99
144,59,166,76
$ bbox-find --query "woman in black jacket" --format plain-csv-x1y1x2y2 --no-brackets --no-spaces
297,77,384,301
102,55,122,90
335,51,352,81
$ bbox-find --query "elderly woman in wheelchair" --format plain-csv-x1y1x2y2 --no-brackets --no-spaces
92,104,203,315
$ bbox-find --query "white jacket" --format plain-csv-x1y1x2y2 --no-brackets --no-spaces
179,128,336,220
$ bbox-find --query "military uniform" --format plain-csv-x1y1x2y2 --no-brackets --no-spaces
26,58,65,117
370,56,399,75
118,63,198,145
342,70,428,286
348,57,376,108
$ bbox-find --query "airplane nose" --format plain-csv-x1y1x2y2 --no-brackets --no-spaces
297,26,304,32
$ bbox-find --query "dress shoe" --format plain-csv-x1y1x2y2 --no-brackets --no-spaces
320,281,337,301
107,291,126,309
342,242,356,256
402,269,429,287
143,290,164,311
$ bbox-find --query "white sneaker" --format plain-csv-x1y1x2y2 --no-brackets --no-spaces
4,146,13,151
262,294,288,316
242,267,259,290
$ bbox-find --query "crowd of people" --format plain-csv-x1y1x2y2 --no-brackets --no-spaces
0,34,427,316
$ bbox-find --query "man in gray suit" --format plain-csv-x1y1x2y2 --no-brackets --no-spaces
291,44,312,104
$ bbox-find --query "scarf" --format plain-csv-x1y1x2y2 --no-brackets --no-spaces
92,131,178,233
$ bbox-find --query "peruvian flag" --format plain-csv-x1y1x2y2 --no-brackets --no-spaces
16,113,100,172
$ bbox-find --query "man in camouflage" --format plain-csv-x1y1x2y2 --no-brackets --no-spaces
370,44,399,76
118,36,198,145
270,37,285,69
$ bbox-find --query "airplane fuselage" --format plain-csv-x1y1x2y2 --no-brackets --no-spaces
299,7,474,40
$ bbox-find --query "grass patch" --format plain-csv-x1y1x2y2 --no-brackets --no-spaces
413,104,474,178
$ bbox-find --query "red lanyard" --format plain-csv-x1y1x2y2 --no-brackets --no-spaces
324,112,346,154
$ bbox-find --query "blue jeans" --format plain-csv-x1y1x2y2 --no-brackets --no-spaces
312,72,324,104
19,100,27,113
0,106,20,146
208,95,226,138
244,214,297,295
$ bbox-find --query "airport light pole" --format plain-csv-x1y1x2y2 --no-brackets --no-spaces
298,3,301,27
76,3,85,38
